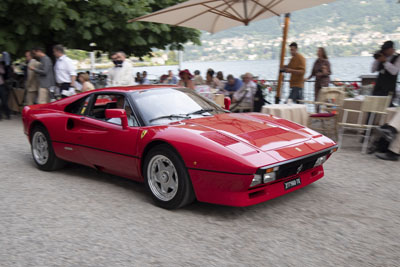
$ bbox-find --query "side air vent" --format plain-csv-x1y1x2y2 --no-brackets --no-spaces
201,131,238,146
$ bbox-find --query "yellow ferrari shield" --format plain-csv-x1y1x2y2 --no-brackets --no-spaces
141,130,148,139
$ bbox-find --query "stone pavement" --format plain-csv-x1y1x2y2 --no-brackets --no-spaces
0,117,399,267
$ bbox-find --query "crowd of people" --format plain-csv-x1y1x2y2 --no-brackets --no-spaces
0,41,399,161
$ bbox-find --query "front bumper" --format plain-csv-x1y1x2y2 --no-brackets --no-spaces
189,165,325,207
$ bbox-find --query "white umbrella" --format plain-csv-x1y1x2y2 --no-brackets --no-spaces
129,0,336,34
129,0,337,102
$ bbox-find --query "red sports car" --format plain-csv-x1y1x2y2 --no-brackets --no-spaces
22,85,337,209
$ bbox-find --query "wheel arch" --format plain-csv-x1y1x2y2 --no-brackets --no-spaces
140,140,185,176
29,120,47,143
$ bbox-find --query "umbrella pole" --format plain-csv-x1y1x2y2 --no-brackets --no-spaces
276,13,290,104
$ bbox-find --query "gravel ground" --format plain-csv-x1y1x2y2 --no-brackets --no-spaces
0,117,399,267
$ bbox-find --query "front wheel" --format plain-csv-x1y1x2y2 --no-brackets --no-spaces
31,126,65,171
144,145,195,209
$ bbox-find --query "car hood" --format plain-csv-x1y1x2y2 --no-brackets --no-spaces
177,113,324,153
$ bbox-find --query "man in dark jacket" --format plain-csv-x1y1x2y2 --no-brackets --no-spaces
30,48,55,104
371,41,400,106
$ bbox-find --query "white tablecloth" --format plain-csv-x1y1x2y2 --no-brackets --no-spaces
261,104,308,126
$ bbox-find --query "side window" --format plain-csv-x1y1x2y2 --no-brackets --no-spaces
65,95,91,115
125,103,139,127
87,94,119,120
87,93,139,127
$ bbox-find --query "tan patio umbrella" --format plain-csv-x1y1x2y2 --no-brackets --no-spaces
129,0,337,102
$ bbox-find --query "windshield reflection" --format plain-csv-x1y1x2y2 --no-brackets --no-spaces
129,88,226,125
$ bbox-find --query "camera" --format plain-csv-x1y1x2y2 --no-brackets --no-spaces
279,68,286,73
373,50,383,60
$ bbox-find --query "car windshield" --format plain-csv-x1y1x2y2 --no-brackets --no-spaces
129,88,227,125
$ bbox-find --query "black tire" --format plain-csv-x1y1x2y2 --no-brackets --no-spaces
143,144,195,209
30,125,65,171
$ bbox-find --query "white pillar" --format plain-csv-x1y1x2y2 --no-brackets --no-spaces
90,51,95,73
178,50,183,70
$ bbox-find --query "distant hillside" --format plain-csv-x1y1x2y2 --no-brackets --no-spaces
183,0,400,61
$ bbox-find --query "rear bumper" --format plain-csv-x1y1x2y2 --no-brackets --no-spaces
189,165,324,207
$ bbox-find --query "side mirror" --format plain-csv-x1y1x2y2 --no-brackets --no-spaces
224,97,231,110
105,109,129,129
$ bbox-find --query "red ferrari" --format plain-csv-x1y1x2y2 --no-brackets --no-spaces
22,85,337,209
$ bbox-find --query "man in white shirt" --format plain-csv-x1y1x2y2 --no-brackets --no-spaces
371,41,400,106
232,72,257,112
107,52,135,87
53,44,77,95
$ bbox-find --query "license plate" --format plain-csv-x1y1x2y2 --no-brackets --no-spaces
284,178,301,190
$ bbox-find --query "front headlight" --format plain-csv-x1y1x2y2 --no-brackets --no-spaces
250,167,279,187
314,155,327,167
263,172,276,183
250,174,263,187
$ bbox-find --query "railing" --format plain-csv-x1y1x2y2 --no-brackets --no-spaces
261,80,360,104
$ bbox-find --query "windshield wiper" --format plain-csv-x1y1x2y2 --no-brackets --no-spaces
149,114,191,123
185,108,215,116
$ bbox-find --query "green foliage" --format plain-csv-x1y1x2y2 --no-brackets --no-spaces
0,0,201,57
65,49,88,61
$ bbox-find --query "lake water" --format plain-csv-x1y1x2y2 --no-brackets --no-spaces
133,56,376,81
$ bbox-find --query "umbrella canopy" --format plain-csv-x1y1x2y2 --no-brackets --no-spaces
129,0,336,34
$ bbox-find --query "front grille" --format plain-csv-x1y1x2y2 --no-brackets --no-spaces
275,150,330,180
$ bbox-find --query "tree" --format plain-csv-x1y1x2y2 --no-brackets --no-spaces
0,0,201,58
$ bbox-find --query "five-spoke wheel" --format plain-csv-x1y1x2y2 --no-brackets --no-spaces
32,131,49,165
31,126,65,171
144,145,195,209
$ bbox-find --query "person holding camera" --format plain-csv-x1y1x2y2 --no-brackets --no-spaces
282,42,306,103
371,41,400,105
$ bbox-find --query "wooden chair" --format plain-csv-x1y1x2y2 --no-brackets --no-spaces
338,95,392,154
299,88,346,140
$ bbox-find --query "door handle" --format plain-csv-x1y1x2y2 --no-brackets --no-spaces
80,117,85,120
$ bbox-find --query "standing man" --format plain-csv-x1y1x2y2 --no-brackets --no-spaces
25,51,40,105
107,51,135,86
53,44,77,95
283,42,306,103
371,41,400,106
30,47,55,104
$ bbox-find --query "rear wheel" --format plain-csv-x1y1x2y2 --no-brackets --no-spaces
31,126,65,171
144,145,195,209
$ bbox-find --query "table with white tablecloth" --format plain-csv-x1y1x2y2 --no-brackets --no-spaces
261,104,308,126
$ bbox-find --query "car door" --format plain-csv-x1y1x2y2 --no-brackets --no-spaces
70,93,141,180
52,94,93,166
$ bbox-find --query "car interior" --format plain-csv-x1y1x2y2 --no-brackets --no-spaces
65,94,139,127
